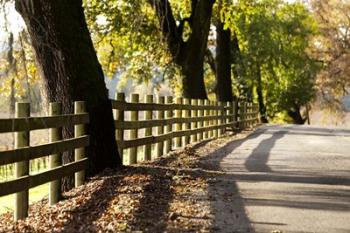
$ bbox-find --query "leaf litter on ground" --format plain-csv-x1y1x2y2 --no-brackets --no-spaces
0,130,255,233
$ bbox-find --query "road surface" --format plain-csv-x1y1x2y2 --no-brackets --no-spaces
212,125,350,233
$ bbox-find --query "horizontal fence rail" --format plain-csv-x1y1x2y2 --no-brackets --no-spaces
112,93,260,165
0,101,89,221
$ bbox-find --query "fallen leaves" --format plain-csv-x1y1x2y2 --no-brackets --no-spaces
0,131,253,232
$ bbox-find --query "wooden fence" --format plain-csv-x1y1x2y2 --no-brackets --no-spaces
0,101,89,220
112,93,260,165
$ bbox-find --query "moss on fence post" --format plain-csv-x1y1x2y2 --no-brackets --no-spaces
14,102,30,220
49,102,62,205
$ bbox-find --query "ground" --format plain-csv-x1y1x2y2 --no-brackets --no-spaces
0,125,349,232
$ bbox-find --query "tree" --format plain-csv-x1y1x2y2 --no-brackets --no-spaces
214,0,234,102
222,0,318,124
148,0,215,99
15,0,122,189
310,0,350,109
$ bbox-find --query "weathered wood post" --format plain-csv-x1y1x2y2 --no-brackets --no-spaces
144,95,153,161
227,102,233,130
165,96,173,153
175,97,183,148
249,103,253,128
218,101,223,137
49,102,62,205
243,102,247,129
209,101,214,138
198,99,204,140
129,94,139,164
191,99,198,143
213,101,218,138
183,98,191,145
156,96,165,157
14,102,30,220
204,100,209,139
237,101,242,130
74,101,86,187
115,93,125,163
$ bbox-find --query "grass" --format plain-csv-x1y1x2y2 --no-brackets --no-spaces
0,158,50,214
0,183,49,214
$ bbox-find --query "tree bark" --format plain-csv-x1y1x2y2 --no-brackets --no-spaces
256,64,268,123
149,0,215,99
215,20,233,102
15,0,122,189
288,105,306,124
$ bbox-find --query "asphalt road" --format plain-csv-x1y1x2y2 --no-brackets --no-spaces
217,125,350,233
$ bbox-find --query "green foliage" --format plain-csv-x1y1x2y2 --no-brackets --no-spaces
221,0,320,120
83,0,173,85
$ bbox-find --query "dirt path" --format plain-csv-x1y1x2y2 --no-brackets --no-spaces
0,125,349,232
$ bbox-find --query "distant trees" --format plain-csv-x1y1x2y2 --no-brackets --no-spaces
15,0,122,190
310,0,350,109
222,0,319,124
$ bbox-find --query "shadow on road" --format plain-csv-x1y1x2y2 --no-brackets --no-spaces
244,131,286,172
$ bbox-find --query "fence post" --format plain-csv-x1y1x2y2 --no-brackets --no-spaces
204,100,209,139
49,102,62,205
144,95,153,161
115,93,125,163
183,98,191,145
165,96,173,153
156,96,165,157
208,101,213,138
218,102,223,137
129,94,139,164
249,103,253,128
191,99,198,143
213,101,218,138
243,102,247,129
227,101,233,130
175,97,183,148
237,101,242,130
198,99,204,141
14,102,30,220
74,101,86,187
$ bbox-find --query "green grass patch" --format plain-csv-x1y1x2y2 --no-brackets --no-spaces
0,183,49,214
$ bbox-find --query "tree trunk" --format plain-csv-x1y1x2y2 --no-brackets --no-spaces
288,105,306,124
215,20,233,102
256,64,268,123
15,0,122,190
149,0,215,99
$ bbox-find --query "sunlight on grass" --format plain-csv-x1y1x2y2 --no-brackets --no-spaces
0,183,49,214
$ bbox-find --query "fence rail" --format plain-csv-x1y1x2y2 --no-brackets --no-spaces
112,93,260,165
0,101,89,220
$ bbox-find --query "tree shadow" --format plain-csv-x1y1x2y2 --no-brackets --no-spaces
195,130,265,232
244,131,286,172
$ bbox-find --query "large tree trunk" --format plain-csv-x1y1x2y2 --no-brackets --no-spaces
15,0,122,189
256,64,268,123
215,20,233,102
288,105,306,124
149,0,215,99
